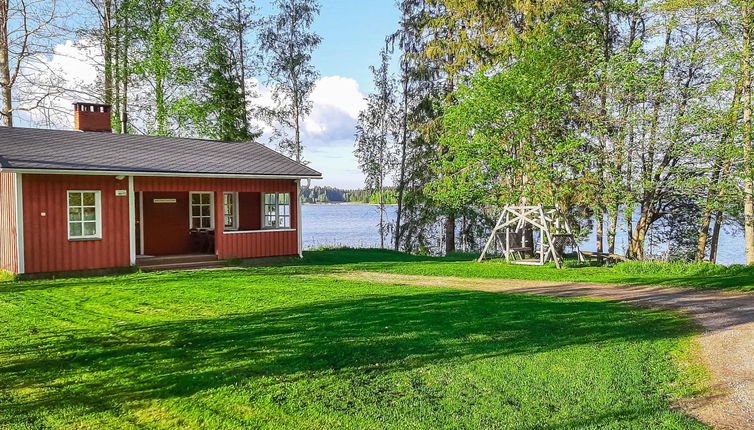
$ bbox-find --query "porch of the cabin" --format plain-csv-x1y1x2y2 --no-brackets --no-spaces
134,187,297,259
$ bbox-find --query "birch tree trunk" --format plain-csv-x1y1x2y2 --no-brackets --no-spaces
102,0,114,106
742,2,754,265
0,0,11,126
443,76,456,255
235,3,250,131
394,77,409,251
709,211,724,263
120,11,129,133
595,0,611,257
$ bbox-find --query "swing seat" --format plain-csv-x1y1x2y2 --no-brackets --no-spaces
511,259,543,266
495,230,532,257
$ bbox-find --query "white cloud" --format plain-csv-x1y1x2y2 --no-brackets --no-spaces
310,76,366,118
304,75,365,140
254,75,368,187
42,40,100,85
18,39,102,128
254,75,366,144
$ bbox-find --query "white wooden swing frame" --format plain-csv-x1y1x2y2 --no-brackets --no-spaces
478,205,585,269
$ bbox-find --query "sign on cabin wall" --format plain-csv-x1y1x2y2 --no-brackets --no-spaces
115,190,127,196
153,198,177,204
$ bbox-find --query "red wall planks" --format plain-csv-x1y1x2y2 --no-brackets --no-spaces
238,192,262,231
217,230,298,259
22,174,131,273
0,172,18,273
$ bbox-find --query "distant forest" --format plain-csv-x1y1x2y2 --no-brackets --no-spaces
301,186,397,204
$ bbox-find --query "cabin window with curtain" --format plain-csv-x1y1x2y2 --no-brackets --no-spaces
262,193,291,229
190,192,213,229
223,192,238,230
67,190,101,240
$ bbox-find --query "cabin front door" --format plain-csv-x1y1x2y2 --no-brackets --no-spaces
141,192,193,255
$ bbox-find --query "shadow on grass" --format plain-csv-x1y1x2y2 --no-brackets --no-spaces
0,289,697,423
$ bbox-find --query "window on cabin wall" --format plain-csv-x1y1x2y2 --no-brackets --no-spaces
68,190,101,240
190,192,213,229
223,192,238,230
262,193,291,229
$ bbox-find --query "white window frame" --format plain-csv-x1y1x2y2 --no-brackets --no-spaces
189,192,214,229
223,192,239,230
67,190,102,240
262,193,291,229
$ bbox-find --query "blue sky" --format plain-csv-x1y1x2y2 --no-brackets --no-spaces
257,0,402,188
309,0,400,93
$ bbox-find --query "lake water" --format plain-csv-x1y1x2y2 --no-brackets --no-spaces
301,204,746,265
302,204,398,249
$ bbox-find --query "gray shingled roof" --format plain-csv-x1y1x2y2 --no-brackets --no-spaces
0,127,321,177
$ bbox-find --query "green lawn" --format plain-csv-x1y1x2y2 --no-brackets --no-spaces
285,248,754,292
0,265,708,429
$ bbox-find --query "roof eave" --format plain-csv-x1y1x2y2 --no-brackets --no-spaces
0,167,322,180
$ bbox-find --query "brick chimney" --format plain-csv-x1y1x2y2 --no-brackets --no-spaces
73,102,112,132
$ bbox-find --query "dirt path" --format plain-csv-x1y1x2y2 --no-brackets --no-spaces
334,272,754,430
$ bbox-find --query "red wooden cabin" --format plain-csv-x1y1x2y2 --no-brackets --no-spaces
0,103,321,275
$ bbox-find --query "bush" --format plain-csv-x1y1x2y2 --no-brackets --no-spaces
613,261,749,277
0,270,16,282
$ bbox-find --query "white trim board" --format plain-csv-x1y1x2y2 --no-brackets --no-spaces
223,228,296,235
1,168,321,180
15,173,24,274
296,179,303,258
128,176,136,265
138,192,145,255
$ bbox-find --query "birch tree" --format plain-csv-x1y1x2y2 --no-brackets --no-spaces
355,49,397,248
741,0,754,264
259,0,321,162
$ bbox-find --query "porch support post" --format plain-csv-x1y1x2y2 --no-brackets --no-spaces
296,179,303,258
214,190,224,258
128,176,136,266
15,173,24,274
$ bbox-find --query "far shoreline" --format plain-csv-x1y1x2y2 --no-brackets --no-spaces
303,202,398,206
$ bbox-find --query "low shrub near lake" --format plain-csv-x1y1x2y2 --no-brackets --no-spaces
614,260,754,277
